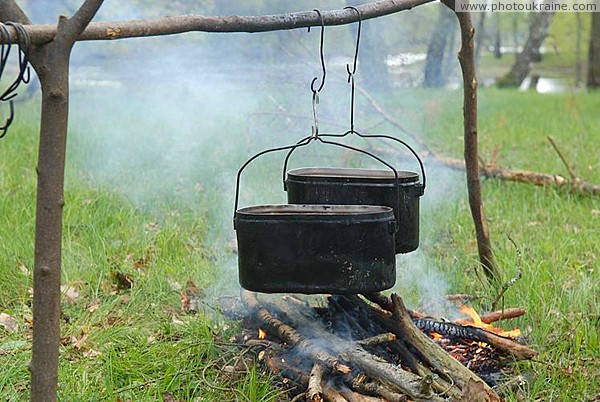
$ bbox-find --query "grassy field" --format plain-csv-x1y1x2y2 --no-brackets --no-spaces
1,87,599,401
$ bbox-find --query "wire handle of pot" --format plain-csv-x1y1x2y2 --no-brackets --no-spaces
0,22,31,139
235,136,401,230
282,131,426,193
234,136,312,228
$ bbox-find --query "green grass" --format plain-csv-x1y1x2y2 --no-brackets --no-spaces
1,86,599,401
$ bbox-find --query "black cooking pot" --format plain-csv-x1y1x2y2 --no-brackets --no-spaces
235,204,396,294
234,137,403,294
285,167,423,253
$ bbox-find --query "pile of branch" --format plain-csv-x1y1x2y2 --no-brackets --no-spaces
241,291,536,401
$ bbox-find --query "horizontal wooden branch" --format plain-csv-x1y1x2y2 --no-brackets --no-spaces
3,0,435,45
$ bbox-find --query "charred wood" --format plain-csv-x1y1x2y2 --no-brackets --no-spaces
244,292,446,401
412,318,536,360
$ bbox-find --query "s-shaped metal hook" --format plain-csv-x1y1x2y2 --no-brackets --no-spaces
344,6,362,133
310,9,326,137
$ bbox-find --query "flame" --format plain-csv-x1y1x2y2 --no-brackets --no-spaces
456,305,521,338
258,328,267,340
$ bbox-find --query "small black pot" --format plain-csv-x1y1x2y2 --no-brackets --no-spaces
235,204,396,294
285,167,424,254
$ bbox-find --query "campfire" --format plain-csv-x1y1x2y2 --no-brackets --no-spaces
235,291,535,401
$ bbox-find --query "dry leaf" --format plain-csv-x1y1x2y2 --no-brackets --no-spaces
460,379,501,402
162,391,180,402
83,349,101,358
87,298,101,313
180,277,203,314
61,285,80,303
0,313,19,333
73,334,88,350
17,262,29,276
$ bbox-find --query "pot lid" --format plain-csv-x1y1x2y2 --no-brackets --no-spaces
287,167,419,184
235,204,394,221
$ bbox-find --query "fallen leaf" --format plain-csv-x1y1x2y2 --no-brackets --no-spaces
0,313,19,333
133,257,149,270
17,262,29,276
460,378,501,402
83,349,101,358
180,277,203,314
162,391,180,402
61,285,80,303
73,334,88,350
87,298,101,313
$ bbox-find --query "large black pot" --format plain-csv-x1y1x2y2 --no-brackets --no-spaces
285,167,424,254
235,204,396,294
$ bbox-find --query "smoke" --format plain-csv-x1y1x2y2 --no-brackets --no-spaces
22,1,469,303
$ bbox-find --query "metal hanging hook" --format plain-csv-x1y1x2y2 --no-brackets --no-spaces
344,6,362,133
310,9,326,94
344,6,362,82
309,9,326,137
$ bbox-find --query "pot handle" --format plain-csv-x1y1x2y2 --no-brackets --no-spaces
234,135,313,227
282,131,426,194
235,136,401,229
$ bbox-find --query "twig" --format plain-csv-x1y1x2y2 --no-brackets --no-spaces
491,236,523,311
547,136,579,182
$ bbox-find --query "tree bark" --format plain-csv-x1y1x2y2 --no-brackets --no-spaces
588,12,600,88
450,6,498,280
2,0,436,44
498,9,555,88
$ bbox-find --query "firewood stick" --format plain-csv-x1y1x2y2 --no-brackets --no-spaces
364,293,495,395
308,363,325,402
338,388,387,402
357,333,396,347
323,385,350,402
354,382,407,402
479,308,526,324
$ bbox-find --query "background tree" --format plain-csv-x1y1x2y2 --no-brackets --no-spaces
423,4,456,87
497,9,555,88
588,12,600,88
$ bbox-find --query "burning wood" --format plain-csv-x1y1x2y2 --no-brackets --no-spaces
237,291,536,401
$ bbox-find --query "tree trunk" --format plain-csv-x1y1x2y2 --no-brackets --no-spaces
452,7,499,280
588,12,600,88
423,5,456,87
494,13,502,59
498,9,555,88
0,2,106,400
29,40,71,402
